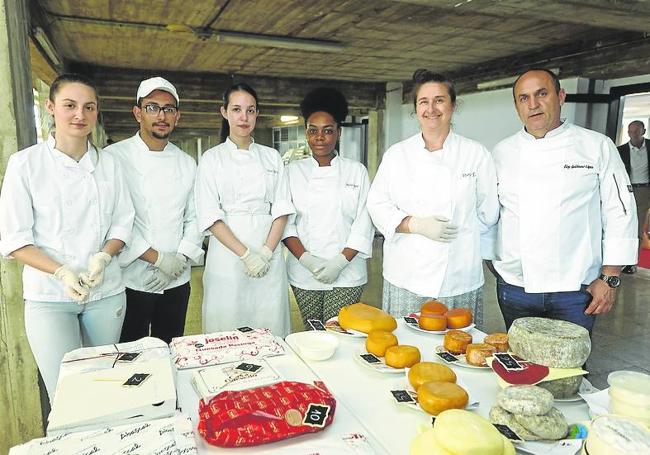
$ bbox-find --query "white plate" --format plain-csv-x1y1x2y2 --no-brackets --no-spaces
325,317,367,338
353,349,404,374
554,378,598,402
403,313,475,335
434,345,491,369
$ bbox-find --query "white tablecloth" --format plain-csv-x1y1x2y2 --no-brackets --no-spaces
285,320,591,455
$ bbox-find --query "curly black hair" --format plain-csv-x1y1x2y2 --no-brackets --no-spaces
300,87,349,126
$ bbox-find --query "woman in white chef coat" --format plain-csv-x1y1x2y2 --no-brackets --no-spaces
0,73,134,401
283,88,374,325
195,83,294,336
367,69,499,330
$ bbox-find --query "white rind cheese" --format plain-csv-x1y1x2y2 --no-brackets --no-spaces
514,407,569,440
584,414,650,455
537,375,583,399
489,406,541,441
496,385,554,416
508,317,591,368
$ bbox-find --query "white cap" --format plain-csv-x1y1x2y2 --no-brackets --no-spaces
136,77,179,105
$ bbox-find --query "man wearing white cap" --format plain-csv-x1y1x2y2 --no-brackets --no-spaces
105,77,204,343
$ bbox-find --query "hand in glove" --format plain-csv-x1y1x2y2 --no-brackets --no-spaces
154,251,187,279
408,215,459,242
54,265,90,302
79,251,112,288
299,252,327,275
314,254,349,284
143,268,173,293
240,247,271,278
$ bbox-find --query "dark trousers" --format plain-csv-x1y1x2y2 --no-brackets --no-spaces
120,282,191,344
496,278,596,335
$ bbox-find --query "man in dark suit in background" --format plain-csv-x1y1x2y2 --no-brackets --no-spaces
618,120,650,273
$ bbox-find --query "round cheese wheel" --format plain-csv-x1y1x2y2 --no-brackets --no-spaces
433,409,504,455
489,405,542,441
445,308,473,329
417,381,469,416
421,300,448,315
409,428,455,455
408,362,456,390
584,415,650,455
385,345,421,368
419,313,447,331
338,303,397,334
514,407,568,440
484,332,509,352
443,329,472,354
465,343,496,367
496,385,554,416
365,330,398,357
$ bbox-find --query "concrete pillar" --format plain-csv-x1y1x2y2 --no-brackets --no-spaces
384,82,403,150
367,109,384,181
0,0,43,452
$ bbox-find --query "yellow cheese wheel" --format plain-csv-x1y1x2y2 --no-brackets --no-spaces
433,409,505,455
443,329,472,354
385,345,421,368
365,330,398,357
419,313,447,331
465,343,497,367
417,381,468,416
409,428,455,455
445,308,473,329
421,300,448,315
408,362,456,390
338,303,397,334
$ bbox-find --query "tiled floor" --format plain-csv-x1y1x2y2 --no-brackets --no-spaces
185,238,650,390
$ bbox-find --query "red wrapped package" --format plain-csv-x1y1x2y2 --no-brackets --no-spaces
198,380,336,447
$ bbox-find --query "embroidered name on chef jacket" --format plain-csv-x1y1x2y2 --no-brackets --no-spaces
265,169,278,175
461,172,476,178
563,163,594,170
345,182,360,189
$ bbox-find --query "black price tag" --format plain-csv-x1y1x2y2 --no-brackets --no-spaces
494,353,524,371
307,319,326,331
237,326,253,333
116,352,140,362
403,317,418,325
235,362,262,373
431,416,436,427
391,389,415,403
302,403,331,428
123,373,150,387
360,353,381,364
493,423,523,441
436,351,459,362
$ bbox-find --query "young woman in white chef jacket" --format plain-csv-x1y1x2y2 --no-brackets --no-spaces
195,83,294,336
367,70,499,330
283,88,374,325
0,74,135,401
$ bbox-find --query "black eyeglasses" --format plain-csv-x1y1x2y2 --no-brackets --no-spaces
142,104,178,115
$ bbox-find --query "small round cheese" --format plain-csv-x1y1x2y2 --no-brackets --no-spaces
385,345,421,368
408,362,456,390
489,405,541,441
365,330,398,357
445,308,473,329
443,329,472,354
421,300,448,315
419,313,447,331
433,409,505,455
514,407,568,440
496,385,554,416
417,381,468,416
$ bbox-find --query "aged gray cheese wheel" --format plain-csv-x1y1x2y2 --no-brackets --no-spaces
508,317,591,368
489,405,541,441
514,407,569,440
496,385,554,416
537,375,583,399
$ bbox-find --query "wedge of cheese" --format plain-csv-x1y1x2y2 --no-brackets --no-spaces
338,303,397,334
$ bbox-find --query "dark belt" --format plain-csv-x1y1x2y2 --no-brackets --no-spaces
632,183,650,188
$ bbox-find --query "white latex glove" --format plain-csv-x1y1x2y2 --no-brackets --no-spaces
54,265,90,303
79,251,112,288
154,251,187,279
260,245,273,262
408,215,459,242
299,252,327,274
240,248,270,278
314,254,349,284
143,268,173,293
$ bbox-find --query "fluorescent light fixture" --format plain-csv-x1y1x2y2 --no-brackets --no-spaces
33,27,62,67
477,68,560,90
280,115,299,123
215,31,344,53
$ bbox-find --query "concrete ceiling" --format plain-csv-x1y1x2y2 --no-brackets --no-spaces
29,0,650,139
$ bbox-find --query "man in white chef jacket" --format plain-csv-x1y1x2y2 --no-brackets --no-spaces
489,68,638,334
105,77,204,343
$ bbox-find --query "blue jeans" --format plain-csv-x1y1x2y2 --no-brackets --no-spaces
496,279,595,334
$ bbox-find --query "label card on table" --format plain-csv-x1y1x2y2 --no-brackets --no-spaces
235,362,263,373
116,352,141,362
307,319,327,331
391,389,416,403
359,353,382,364
123,373,151,387
403,317,418,325
303,403,331,428
494,353,524,371
237,326,253,333
493,423,524,441
436,351,459,362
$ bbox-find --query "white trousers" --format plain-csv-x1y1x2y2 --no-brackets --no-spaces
24,292,126,403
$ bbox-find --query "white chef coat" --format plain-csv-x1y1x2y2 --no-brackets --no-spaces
489,122,638,292
105,133,204,292
195,138,295,336
0,135,134,302
283,155,374,290
367,130,499,297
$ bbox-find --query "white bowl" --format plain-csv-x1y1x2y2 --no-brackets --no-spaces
288,331,339,361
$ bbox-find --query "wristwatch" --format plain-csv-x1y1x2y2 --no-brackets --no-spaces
599,273,621,288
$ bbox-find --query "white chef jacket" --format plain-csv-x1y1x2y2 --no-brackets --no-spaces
367,131,499,297
0,135,134,302
283,155,374,290
489,122,638,292
105,133,204,292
